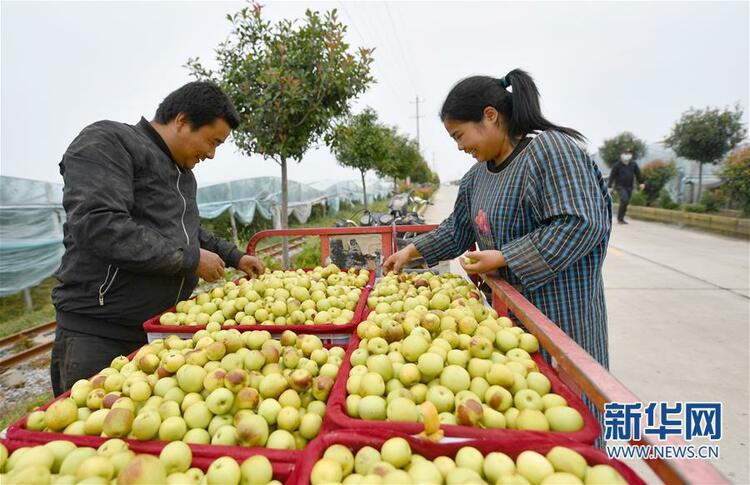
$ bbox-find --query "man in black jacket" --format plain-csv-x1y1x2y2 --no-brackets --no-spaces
51,81,264,395
608,152,645,224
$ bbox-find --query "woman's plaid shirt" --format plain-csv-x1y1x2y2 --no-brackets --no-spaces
413,130,612,368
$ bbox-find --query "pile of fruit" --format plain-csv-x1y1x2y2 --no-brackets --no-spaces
310,437,627,485
24,330,341,449
0,439,279,485
159,265,371,327
346,272,585,432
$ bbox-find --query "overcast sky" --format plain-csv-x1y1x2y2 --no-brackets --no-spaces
1,1,748,186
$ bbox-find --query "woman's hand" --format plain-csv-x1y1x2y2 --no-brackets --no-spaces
383,244,421,274
459,250,506,274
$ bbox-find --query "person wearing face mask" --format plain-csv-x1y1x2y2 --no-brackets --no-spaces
607,152,645,224
383,70,612,382
50,81,265,395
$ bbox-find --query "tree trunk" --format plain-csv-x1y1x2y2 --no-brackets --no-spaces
361,169,368,211
697,162,703,202
393,176,397,192
228,207,240,248
281,156,289,268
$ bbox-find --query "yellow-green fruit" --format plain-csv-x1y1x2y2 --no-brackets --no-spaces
117,454,167,485
545,447,587,479
541,472,584,484
240,455,273,485
324,444,355,476
76,456,115,482
59,447,98,476
311,458,343,485
545,407,584,432
44,398,78,431
9,465,51,485
43,440,78,473
0,442,7,472
380,438,412,469
12,445,54,472
584,464,627,484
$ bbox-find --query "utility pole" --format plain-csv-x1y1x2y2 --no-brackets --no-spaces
410,96,425,151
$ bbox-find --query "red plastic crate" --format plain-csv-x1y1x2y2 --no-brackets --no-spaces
5,389,302,469
5,340,347,466
0,437,294,481
325,334,601,444
286,429,645,485
143,270,374,345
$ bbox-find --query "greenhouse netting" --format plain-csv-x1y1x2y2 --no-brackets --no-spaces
0,175,393,296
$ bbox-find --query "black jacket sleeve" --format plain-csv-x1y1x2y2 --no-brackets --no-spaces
607,163,619,188
199,226,245,268
61,129,198,276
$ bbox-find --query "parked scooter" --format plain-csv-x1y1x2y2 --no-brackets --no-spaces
331,191,431,270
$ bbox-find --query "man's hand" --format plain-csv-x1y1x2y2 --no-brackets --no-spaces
196,249,225,282
383,244,420,274
638,183,645,191
237,255,265,278
459,250,506,275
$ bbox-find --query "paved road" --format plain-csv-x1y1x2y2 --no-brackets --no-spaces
423,185,749,483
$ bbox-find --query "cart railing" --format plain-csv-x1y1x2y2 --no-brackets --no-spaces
482,275,727,484
246,226,727,483
246,225,436,267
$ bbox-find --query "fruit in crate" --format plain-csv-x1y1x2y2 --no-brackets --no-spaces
348,272,585,433
160,264,370,326
23,330,343,449
0,438,281,485
311,439,626,485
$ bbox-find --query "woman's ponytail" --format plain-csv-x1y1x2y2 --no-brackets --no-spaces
440,70,585,143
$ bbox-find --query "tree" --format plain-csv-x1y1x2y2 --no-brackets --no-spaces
599,132,647,168
330,108,389,211
665,105,746,199
640,159,678,206
187,3,373,265
378,129,423,190
720,144,750,215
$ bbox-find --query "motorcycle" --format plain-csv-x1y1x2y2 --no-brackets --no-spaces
331,191,431,270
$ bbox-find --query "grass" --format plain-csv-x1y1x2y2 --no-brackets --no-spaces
0,277,57,338
0,391,53,430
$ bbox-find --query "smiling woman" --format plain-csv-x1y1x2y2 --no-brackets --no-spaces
383,69,612,429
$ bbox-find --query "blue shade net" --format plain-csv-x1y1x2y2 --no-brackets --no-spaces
0,175,392,296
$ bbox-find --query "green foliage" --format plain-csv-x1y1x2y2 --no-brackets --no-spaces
187,2,374,229
657,190,680,210
629,191,647,206
293,240,322,268
599,132,647,168
665,105,746,166
683,203,707,213
641,159,678,205
200,211,273,246
0,276,57,338
720,145,750,215
331,107,391,208
699,191,725,213
0,392,54,431
331,107,390,174
378,128,425,183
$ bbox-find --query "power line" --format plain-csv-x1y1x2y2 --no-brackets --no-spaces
337,1,406,102
382,2,418,95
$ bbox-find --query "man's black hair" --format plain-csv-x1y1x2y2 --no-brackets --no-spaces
155,81,240,129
